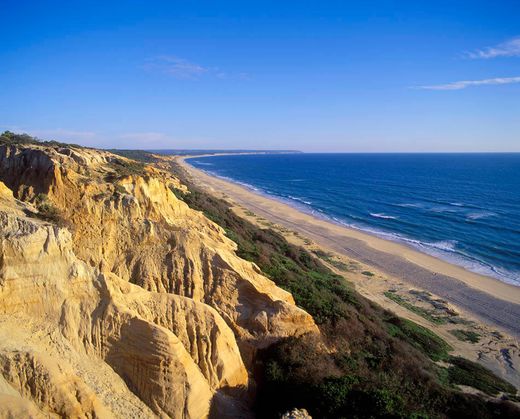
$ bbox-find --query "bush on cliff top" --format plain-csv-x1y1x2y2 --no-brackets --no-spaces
107,149,160,163
0,131,84,149
105,157,147,180
0,131,39,146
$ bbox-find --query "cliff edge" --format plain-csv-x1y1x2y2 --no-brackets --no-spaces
0,141,316,418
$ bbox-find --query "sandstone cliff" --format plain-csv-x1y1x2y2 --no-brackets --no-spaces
0,143,317,418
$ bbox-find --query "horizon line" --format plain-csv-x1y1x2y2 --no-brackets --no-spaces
137,149,520,154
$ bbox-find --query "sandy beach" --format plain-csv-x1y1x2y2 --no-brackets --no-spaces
178,156,520,340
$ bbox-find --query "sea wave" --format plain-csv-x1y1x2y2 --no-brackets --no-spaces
466,211,497,220
429,205,460,214
288,195,312,205
370,213,398,220
395,203,423,208
425,240,458,252
192,161,214,166
198,170,263,192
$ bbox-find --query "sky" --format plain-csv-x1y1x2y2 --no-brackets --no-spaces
1,0,519,152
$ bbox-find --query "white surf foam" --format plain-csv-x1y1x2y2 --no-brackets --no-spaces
288,195,312,205
370,213,398,220
192,161,214,166
395,203,423,208
466,211,497,220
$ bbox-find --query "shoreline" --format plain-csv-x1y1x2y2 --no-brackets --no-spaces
178,155,520,339
186,161,517,286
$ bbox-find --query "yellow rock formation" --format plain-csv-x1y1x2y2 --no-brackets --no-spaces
0,143,317,418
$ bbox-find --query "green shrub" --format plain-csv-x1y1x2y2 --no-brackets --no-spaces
0,131,39,146
108,149,159,163
385,316,452,361
0,131,84,148
384,291,447,325
447,357,517,396
106,158,147,180
33,193,64,225
449,329,481,343
114,184,127,195
169,185,186,201
312,250,350,271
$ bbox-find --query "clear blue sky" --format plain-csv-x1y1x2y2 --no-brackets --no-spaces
1,1,519,151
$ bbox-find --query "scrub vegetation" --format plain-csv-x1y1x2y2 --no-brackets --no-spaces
449,329,481,343
0,130,85,148
106,157,147,180
33,193,64,225
384,291,448,325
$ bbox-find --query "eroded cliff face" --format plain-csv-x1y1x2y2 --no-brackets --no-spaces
0,144,316,418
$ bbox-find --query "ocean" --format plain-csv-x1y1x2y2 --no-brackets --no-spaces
187,153,520,286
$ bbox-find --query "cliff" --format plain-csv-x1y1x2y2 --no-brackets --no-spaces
0,142,317,418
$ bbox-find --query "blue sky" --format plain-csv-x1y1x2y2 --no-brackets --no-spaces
1,0,519,151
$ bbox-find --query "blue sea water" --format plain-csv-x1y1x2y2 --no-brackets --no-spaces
187,153,520,286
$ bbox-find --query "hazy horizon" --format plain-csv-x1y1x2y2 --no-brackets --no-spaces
147,149,520,154
2,1,519,152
